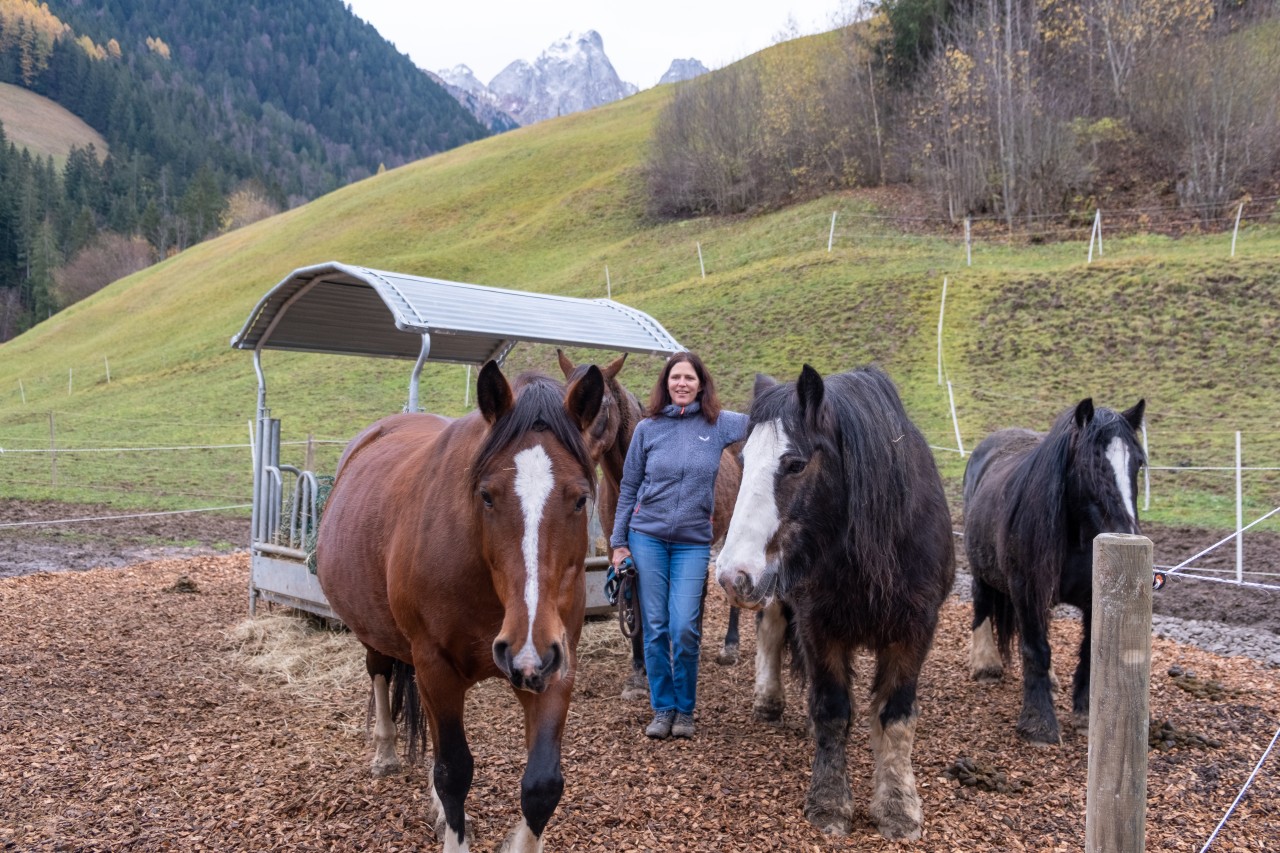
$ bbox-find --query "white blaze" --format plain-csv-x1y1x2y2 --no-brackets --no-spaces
513,445,554,670
715,419,789,585
1105,435,1138,532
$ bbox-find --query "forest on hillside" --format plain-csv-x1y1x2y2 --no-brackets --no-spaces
0,0,485,341
649,0,1280,225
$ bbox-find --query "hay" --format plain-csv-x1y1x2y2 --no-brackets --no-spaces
226,612,364,699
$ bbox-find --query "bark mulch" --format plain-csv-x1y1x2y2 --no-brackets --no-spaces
1,554,1277,851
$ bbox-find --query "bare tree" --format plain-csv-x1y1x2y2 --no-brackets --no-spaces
52,233,155,309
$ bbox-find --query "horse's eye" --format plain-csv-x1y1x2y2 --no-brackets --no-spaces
784,457,807,476
574,495,588,513
480,489,494,508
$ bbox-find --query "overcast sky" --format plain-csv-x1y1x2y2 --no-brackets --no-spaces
344,0,855,90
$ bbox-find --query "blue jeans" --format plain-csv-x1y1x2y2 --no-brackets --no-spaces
628,530,710,715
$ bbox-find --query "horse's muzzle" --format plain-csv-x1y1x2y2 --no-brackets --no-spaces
493,638,565,694
717,567,778,611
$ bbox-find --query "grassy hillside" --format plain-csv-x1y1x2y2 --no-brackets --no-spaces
0,67,1277,534
0,82,107,167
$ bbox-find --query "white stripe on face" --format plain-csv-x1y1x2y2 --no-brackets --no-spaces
1105,435,1138,532
715,419,789,586
513,445,554,671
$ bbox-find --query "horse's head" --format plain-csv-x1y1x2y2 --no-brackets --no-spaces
716,365,833,609
473,361,604,693
556,349,634,465
1063,397,1147,538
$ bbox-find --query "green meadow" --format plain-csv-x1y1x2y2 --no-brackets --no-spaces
1,80,1277,533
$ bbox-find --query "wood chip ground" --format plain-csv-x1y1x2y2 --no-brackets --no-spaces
2,554,1277,851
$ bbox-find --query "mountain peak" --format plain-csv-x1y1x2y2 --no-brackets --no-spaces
488,30,637,125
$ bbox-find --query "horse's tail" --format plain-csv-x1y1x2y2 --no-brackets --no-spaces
389,660,429,764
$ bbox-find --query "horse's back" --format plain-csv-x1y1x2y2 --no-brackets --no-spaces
964,428,1041,504
317,412,456,661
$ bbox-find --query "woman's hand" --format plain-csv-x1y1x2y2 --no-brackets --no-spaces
611,546,631,568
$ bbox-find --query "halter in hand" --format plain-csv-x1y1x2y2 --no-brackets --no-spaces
604,556,639,638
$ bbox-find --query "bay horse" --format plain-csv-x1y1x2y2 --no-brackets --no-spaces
715,365,954,841
315,361,605,853
964,397,1145,746
555,351,743,704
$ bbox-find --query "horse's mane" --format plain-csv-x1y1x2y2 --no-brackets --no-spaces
755,366,926,594
1001,404,1145,609
471,372,597,496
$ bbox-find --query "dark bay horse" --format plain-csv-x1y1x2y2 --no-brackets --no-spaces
555,351,743,703
316,361,605,852
715,365,954,841
964,397,1145,746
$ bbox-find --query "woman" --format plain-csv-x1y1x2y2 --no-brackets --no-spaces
610,352,748,739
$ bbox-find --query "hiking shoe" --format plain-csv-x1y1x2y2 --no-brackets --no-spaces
672,712,695,738
645,710,675,739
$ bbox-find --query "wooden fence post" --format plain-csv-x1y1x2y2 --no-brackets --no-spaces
1086,532,1153,853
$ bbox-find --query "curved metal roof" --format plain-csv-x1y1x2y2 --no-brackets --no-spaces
230,261,683,363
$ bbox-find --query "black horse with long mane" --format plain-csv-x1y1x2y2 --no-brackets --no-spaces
964,397,1145,746
715,365,954,841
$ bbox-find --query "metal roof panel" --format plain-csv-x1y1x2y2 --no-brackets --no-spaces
231,262,683,362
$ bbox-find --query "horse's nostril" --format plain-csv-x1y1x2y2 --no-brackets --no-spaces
492,640,511,673
733,574,753,598
542,641,563,676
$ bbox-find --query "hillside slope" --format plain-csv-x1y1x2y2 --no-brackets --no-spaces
0,71,1276,531
0,82,107,166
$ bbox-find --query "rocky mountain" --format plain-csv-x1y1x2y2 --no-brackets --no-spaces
440,31,650,128
429,67,520,134
659,59,711,85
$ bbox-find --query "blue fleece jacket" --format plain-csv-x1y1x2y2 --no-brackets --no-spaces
609,401,749,547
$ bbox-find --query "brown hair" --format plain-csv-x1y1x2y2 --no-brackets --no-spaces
645,351,722,423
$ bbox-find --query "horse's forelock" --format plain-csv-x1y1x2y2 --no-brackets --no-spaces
471,374,597,497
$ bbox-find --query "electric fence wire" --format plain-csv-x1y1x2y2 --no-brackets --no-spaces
1198,724,1280,853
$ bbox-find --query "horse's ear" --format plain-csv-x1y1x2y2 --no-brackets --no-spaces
555,348,575,379
477,361,514,424
1073,398,1094,429
1122,398,1146,431
753,373,777,401
797,364,825,419
565,364,605,432
602,352,627,380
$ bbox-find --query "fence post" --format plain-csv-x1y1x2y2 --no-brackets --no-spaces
1236,431,1243,584
965,217,972,266
305,434,315,473
105,357,111,384
49,411,57,487
828,211,837,252
1231,203,1243,257
937,276,948,385
697,242,706,279
946,379,965,457
1086,533,1153,853
19,379,25,404
605,265,611,299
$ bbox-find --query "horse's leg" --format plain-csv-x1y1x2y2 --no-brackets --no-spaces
1070,606,1092,730
621,589,648,700
501,684,572,853
1014,602,1061,746
419,666,475,852
802,638,854,835
868,643,926,842
968,577,1004,682
752,602,787,722
365,647,403,777
717,606,741,665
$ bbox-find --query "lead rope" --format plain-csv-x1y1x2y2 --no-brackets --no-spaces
605,557,640,638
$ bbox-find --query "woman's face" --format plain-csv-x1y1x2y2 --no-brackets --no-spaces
667,360,701,407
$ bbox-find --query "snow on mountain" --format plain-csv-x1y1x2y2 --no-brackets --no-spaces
658,58,710,85
486,30,638,126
